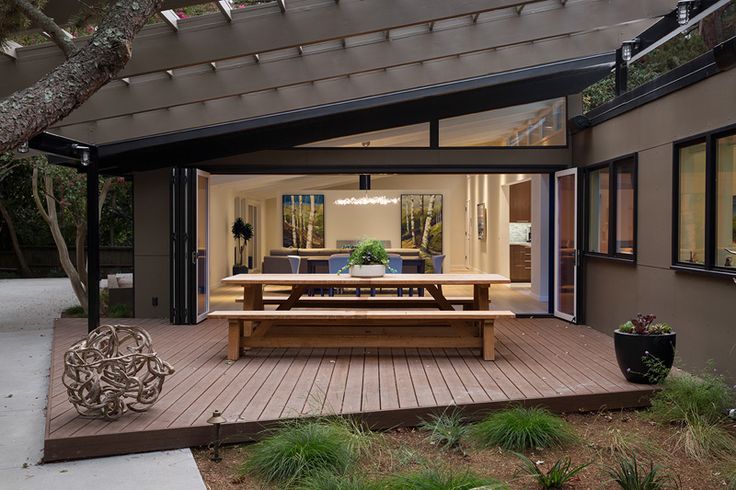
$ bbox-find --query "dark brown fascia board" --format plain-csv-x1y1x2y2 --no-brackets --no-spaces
0,0,676,95
57,1,664,126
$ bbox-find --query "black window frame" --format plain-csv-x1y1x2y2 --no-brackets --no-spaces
672,123,736,277
583,154,638,262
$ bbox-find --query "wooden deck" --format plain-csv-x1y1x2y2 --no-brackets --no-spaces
45,317,655,462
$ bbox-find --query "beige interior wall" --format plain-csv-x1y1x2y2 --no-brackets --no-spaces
574,67,736,380
208,185,234,289
133,168,170,318
465,174,549,300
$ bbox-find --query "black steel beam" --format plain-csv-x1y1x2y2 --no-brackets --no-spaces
86,151,100,333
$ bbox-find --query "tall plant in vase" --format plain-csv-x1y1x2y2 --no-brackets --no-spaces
232,218,254,275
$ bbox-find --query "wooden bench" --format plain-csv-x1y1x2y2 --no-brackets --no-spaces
209,309,515,362
236,295,476,308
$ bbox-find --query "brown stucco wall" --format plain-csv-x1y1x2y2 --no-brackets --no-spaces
573,67,736,381
133,168,170,318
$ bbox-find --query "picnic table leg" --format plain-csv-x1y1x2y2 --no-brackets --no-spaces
474,284,494,360
228,319,242,361
232,285,262,360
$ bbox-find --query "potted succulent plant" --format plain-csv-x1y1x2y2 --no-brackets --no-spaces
614,314,676,384
339,239,393,277
231,218,254,275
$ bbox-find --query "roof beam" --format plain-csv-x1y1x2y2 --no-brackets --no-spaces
215,0,233,21
55,0,663,126
52,20,650,144
158,10,180,31
1,41,22,60
5,0,665,95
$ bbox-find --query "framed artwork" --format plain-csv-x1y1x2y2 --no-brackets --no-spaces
477,203,487,240
401,194,443,254
282,194,325,248
732,195,736,243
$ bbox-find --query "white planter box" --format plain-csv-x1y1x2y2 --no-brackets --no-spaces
349,264,386,277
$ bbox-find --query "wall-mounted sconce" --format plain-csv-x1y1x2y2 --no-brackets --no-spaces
16,141,29,154
677,0,698,25
71,144,90,166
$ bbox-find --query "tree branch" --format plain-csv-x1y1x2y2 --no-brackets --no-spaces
0,0,164,152
12,0,76,58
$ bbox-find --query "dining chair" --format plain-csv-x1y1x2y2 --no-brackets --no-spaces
327,254,352,296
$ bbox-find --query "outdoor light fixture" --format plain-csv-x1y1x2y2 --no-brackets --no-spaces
621,38,639,62
72,143,91,166
206,410,227,462
677,0,698,25
16,141,29,154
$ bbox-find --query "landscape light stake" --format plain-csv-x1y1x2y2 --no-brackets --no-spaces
207,410,227,462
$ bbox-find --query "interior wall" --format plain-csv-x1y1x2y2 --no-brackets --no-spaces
465,173,549,300
574,67,736,381
133,168,170,318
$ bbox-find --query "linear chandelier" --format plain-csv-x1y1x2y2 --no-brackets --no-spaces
334,196,399,206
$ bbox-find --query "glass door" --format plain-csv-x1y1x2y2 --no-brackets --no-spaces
195,170,210,323
554,168,578,322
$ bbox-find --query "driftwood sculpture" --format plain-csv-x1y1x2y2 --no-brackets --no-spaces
62,324,175,420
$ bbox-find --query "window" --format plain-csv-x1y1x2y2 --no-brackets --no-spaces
674,127,736,275
438,98,566,147
300,123,430,147
584,156,637,259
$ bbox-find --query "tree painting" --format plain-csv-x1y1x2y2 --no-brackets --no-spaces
282,195,324,248
401,194,443,258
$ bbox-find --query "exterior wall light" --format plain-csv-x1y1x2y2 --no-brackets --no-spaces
621,38,639,62
206,409,227,462
16,141,29,154
677,0,698,25
71,144,91,166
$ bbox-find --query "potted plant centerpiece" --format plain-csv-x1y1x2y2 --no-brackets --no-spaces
340,239,393,277
614,314,676,384
231,218,254,275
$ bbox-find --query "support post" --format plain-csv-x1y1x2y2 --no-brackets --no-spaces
614,48,628,96
87,151,100,333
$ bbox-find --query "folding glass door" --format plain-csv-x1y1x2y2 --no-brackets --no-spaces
554,168,578,322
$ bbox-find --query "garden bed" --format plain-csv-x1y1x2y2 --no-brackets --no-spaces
193,409,736,489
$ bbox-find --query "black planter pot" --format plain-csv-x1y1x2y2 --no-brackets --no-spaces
232,265,249,275
614,330,676,384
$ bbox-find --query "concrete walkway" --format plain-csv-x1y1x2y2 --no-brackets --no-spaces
0,278,206,490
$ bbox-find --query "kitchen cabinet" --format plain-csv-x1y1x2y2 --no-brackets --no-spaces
509,180,531,222
510,244,532,282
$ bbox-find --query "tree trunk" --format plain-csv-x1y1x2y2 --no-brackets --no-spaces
306,195,315,248
290,195,297,247
409,198,416,247
420,194,436,251
32,168,87,310
76,223,88,289
0,0,165,151
297,195,304,248
0,198,33,277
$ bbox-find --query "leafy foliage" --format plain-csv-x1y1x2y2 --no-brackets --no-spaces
108,303,132,318
239,419,369,485
470,407,576,451
607,455,676,490
62,305,86,317
617,315,672,336
418,408,469,452
339,239,391,272
382,467,507,490
649,371,734,425
515,453,590,489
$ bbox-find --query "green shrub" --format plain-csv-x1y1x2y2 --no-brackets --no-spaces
62,305,86,317
676,414,735,461
418,408,468,451
470,407,576,451
295,470,380,490
339,238,392,273
607,455,677,490
239,419,367,484
649,371,734,425
724,460,736,490
108,303,133,318
515,453,589,489
383,467,507,490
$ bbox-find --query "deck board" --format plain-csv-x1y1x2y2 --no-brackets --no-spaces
44,317,656,462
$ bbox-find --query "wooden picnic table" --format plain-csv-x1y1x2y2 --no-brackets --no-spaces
212,273,512,361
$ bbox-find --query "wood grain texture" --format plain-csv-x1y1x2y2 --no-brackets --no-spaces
44,317,656,462
222,273,510,286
